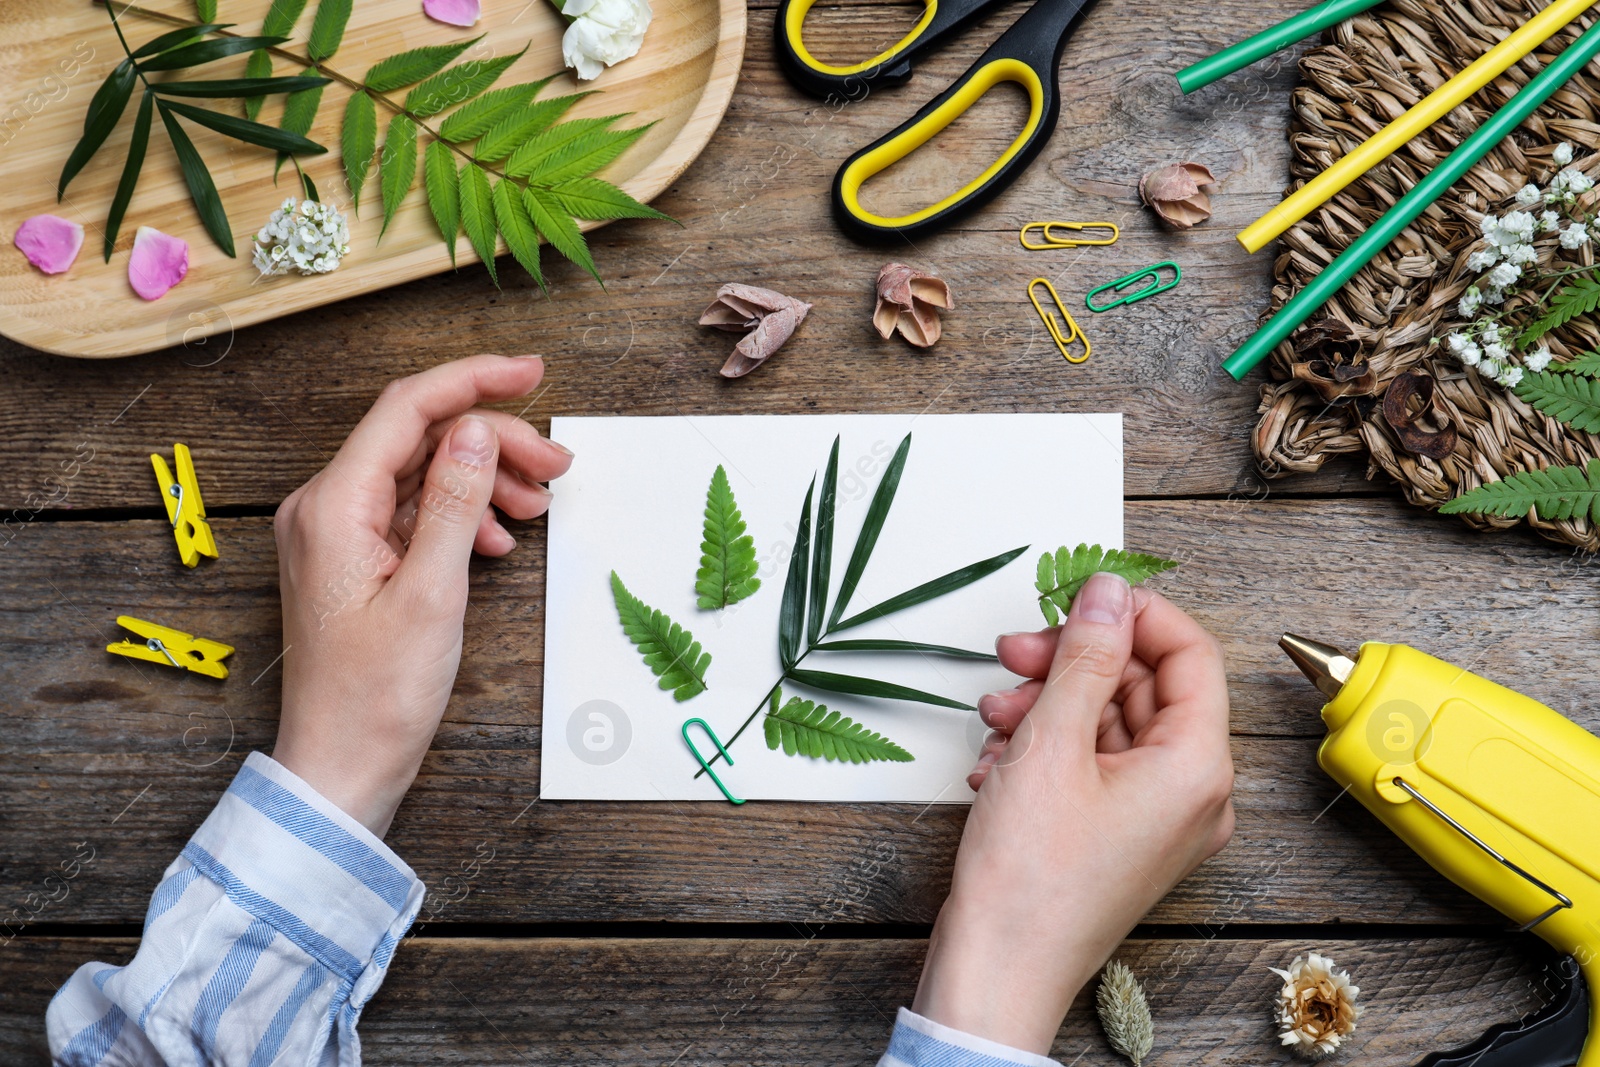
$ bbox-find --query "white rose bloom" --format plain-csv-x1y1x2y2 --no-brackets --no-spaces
1526,345,1553,372
1554,141,1575,165
1516,183,1542,206
560,0,653,80
1466,248,1500,271
1487,262,1521,287
1561,222,1591,249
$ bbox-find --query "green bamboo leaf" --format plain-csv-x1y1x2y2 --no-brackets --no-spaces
834,545,1029,632
436,81,546,143
811,639,995,660
695,465,760,610
159,99,326,154
1554,350,1600,377
474,91,592,161
241,50,274,118
156,101,235,256
138,35,288,72
785,668,973,711
58,59,136,198
364,37,480,93
522,186,598,282
104,91,154,262
521,122,651,185
1516,370,1600,432
196,0,218,21
808,437,839,645
378,113,417,238
828,433,910,630
611,571,710,701
458,161,498,286
301,170,320,202
405,47,527,119
763,695,914,764
778,478,814,671
306,0,353,62
503,115,621,177
1439,459,1600,522
341,90,377,212
130,24,224,60
154,74,329,97
547,177,671,221
423,139,461,264
1034,544,1178,625
492,174,545,289
263,0,311,35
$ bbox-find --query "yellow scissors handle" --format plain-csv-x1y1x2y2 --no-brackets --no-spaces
775,0,1012,98
829,0,1098,241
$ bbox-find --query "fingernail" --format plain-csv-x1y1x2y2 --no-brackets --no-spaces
993,631,1026,653
977,692,1005,719
451,414,495,464
1074,571,1131,625
975,751,998,770
547,439,574,457
532,482,553,497
514,354,542,360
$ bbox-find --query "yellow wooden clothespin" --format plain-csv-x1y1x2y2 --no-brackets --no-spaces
107,615,234,679
152,443,217,568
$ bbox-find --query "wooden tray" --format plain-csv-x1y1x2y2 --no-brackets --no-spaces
0,0,745,358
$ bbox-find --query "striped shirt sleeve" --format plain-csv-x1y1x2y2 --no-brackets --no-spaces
47,752,426,1067
879,1007,1065,1067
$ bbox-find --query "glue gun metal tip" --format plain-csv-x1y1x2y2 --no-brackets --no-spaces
1280,633,1357,700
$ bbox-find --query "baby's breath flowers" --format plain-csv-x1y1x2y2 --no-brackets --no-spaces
1433,143,1597,388
252,197,351,278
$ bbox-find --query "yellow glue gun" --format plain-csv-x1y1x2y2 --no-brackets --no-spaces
1282,635,1600,1067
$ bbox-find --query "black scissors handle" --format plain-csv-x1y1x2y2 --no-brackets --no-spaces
829,0,1098,242
774,0,1014,99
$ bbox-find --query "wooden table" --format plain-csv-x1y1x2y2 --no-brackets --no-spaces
2,0,1586,1061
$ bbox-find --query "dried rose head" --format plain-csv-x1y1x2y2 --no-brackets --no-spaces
1139,162,1217,229
873,262,954,347
699,283,813,378
1270,952,1361,1060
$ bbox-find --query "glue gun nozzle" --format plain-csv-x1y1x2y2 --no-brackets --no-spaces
1280,633,1358,700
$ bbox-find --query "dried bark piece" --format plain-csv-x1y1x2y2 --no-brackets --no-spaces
873,262,953,347
1139,162,1216,229
1288,319,1376,401
699,283,813,378
1382,370,1458,460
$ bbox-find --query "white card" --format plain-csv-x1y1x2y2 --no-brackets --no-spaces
540,413,1123,802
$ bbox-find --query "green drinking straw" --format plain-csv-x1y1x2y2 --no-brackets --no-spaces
1176,0,1388,93
1223,18,1600,380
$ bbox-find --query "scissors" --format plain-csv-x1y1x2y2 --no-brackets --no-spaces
775,0,1100,241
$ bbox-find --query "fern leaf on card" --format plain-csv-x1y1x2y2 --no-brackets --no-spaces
611,573,711,701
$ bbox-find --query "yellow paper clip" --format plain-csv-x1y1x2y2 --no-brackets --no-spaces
152,443,217,568
1020,221,1120,250
107,615,234,679
1028,278,1091,364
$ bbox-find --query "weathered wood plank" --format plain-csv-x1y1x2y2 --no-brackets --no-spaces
0,935,1559,1064
0,0,1370,508
2,497,1591,925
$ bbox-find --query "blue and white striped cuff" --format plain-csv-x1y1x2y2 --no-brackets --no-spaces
880,1007,1064,1067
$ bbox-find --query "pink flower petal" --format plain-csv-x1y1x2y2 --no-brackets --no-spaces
14,214,85,275
128,226,189,301
423,0,480,26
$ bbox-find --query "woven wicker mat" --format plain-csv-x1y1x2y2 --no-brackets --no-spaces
1252,0,1600,549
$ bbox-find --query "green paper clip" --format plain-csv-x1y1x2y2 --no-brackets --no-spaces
682,718,746,805
1084,261,1182,312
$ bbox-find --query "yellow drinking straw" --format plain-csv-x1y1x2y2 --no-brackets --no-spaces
1237,0,1599,253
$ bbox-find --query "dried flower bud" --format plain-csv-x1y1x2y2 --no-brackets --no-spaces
1289,319,1376,401
1270,952,1361,1060
873,262,953,347
699,283,813,378
1139,162,1216,229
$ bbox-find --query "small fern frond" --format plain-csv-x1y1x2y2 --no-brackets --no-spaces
762,694,913,764
1439,458,1600,522
1035,545,1178,625
610,572,711,701
695,465,760,610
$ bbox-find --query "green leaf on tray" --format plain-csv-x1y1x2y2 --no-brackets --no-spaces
157,101,236,257
104,91,154,262
828,433,910,630
438,81,546,142
811,639,995,660
522,186,598,283
1521,273,1600,347
195,0,219,24
156,74,328,97
160,99,326,155
492,174,543,289
547,177,670,221
764,693,914,764
139,35,288,72
263,0,311,36
834,545,1030,632
423,139,461,263
695,465,761,610
611,571,711,701
1516,369,1600,432
785,668,974,711
342,90,378,212
1035,544,1178,626
306,0,353,63
130,24,222,60
778,478,814,672
405,48,527,119
364,37,481,93
503,115,620,177
1439,458,1600,521
474,91,590,162
59,59,136,199
458,162,498,286
378,113,418,237
242,48,273,119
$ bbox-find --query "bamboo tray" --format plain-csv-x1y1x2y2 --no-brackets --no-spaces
0,0,745,358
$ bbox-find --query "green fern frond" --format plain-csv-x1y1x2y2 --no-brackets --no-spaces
1515,370,1600,432
763,694,913,764
1439,459,1600,522
696,465,760,610
611,572,711,701
1554,349,1600,377
1521,273,1600,347
1035,544,1178,625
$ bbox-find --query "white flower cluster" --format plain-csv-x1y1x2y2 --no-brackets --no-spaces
1440,144,1593,388
252,197,351,277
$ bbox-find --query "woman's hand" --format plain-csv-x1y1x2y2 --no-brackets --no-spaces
913,573,1235,1054
270,355,572,837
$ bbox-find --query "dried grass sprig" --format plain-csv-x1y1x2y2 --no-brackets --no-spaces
1096,959,1154,1067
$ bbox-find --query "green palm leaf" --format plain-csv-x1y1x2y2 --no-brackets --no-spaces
104,91,154,262
1516,370,1600,432
155,74,328,97
458,162,498,286
811,639,995,660
159,99,325,154
1035,544,1179,626
828,433,910,630
139,35,287,72
547,177,670,221
785,668,973,711
1439,459,1600,521
157,101,235,257
130,24,222,59
834,546,1029,632
808,438,839,644
436,81,546,142
764,694,914,763
423,139,461,263
364,37,480,93
696,465,760,610
778,478,814,671
342,91,377,212
491,174,544,289
522,186,598,281
404,47,526,118
378,113,417,237
611,572,711,701
58,59,136,198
